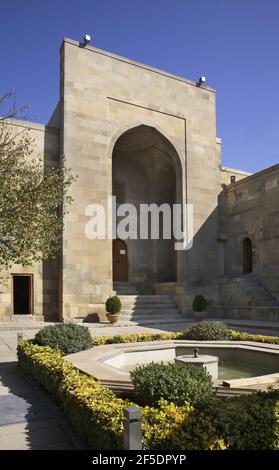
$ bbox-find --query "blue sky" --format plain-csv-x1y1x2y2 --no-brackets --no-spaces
0,0,278,173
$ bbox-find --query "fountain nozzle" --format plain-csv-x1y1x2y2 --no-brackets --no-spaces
193,348,199,358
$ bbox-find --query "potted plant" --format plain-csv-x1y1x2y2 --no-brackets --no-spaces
105,295,122,323
192,294,207,321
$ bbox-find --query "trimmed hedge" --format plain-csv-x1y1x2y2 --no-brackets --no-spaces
131,361,213,408
186,321,229,341
227,329,279,345
210,391,279,450
92,332,178,346
18,340,279,450
91,328,279,346
35,323,92,355
17,340,224,450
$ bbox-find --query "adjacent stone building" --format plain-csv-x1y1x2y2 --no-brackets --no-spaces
0,37,278,322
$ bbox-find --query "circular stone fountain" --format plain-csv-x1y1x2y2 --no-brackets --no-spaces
175,349,219,379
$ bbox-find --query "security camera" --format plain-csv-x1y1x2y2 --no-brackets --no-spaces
83,34,91,45
196,76,206,87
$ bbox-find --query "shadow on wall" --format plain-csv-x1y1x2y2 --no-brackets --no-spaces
42,126,60,322
83,204,220,325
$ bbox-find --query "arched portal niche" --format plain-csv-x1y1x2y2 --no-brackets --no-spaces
112,125,182,284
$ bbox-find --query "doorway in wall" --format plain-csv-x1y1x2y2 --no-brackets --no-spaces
12,275,33,315
113,239,128,282
112,125,182,283
243,238,253,274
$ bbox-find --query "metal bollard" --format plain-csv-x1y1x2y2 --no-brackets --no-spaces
123,406,142,450
17,332,24,343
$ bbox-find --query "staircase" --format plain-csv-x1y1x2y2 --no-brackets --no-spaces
113,282,185,325
219,276,278,307
210,276,279,322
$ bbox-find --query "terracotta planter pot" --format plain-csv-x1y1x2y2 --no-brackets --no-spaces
106,313,120,324
192,310,207,322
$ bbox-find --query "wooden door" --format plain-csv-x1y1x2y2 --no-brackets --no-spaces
113,239,128,281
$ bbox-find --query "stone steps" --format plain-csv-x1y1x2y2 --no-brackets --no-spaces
220,276,278,306
121,308,179,316
118,316,186,325
119,294,172,302
112,285,184,325
11,315,36,323
121,304,176,311
113,282,139,295
210,305,279,322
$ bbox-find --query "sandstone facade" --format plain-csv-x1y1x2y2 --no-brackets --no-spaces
0,38,278,322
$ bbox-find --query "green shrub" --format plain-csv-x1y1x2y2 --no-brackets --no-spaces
227,329,279,345
192,294,207,312
130,361,213,408
210,391,279,450
91,329,279,346
17,340,279,450
92,331,178,346
105,295,121,314
34,323,92,355
185,321,229,341
17,340,224,450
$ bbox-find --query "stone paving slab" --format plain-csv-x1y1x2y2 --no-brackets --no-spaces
0,360,87,450
0,422,74,450
0,393,52,426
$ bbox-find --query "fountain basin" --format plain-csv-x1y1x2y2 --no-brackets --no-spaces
66,340,279,396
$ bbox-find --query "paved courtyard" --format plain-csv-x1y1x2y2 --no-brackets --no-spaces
0,331,86,450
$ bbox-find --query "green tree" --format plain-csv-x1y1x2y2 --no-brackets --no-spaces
0,90,75,269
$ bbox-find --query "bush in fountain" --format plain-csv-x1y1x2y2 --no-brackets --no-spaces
130,361,213,408
35,323,92,355
184,321,229,341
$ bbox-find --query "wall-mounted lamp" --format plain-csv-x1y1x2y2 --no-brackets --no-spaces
196,76,206,87
83,34,91,46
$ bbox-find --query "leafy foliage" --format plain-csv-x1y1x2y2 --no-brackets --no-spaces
192,294,207,311
130,361,213,408
185,321,229,341
105,295,121,314
210,391,279,450
18,340,279,450
92,331,177,346
227,329,279,344
34,323,92,355
17,340,224,450
0,90,75,269
91,329,279,346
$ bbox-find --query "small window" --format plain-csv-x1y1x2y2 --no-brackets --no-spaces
113,180,126,204
12,275,33,315
243,238,253,274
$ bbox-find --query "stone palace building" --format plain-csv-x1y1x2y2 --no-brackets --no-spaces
1,37,278,323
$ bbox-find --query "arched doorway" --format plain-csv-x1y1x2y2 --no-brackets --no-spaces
113,239,128,281
243,237,253,274
112,125,182,284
